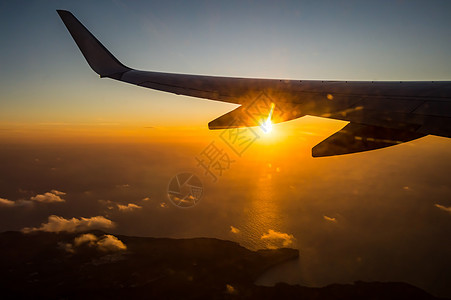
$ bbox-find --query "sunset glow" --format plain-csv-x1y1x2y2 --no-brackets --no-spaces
1,1,451,298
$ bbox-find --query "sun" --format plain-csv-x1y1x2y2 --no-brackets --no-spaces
259,103,275,134
260,119,273,134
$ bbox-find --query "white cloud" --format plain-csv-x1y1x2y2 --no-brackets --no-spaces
61,233,126,253
0,198,15,207
30,190,65,203
99,200,143,212
117,203,142,212
142,197,151,201
230,226,240,234
435,204,451,214
1,190,66,207
22,215,115,233
74,233,98,247
96,235,127,252
323,215,337,222
50,190,66,196
225,284,238,295
0,198,32,207
261,229,294,249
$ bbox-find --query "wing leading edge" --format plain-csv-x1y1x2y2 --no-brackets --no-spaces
57,10,451,157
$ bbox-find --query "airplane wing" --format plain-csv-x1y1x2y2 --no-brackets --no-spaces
57,10,451,157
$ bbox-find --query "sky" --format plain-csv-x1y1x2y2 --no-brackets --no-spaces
1,0,451,298
1,0,451,139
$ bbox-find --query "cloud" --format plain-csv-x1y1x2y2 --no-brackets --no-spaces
0,198,15,207
261,229,294,248
225,284,238,295
74,233,98,247
50,190,66,196
115,184,130,189
0,198,32,207
324,215,337,222
22,215,115,233
30,190,65,203
435,204,451,214
98,199,115,210
117,203,142,212
230,226,240,234
1,191,66,207
61,233,126,253
99,200,143,212
58,242,75,254
96,235,127,252
142,197,151,201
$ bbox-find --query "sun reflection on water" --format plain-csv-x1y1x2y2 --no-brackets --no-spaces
236,163,290,250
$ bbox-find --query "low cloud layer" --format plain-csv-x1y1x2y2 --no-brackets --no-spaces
22,215,115,233
62,233,126,253
261,229,294,249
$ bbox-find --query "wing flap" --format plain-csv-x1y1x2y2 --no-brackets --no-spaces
312,123,426,157
208,106,255,129
208,93,305,129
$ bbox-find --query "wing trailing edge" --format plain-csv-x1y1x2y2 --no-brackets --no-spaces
312,123,426,157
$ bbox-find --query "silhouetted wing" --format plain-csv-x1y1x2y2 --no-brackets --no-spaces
312,123,427,157
57,10,451,156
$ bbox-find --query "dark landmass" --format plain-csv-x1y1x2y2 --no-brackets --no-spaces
0,231,445,300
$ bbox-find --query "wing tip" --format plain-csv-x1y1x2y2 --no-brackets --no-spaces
56,9,131,78
56,9,71,16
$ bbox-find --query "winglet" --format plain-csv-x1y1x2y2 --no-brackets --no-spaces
57,10,131,78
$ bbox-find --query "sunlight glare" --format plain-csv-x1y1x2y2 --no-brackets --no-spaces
261,119,273,134
260,103,275,134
